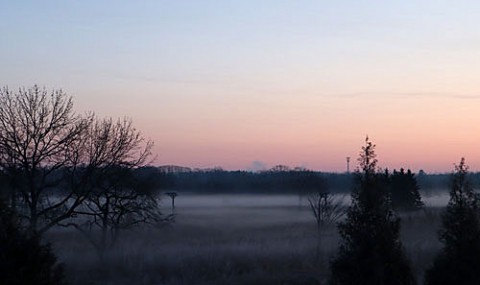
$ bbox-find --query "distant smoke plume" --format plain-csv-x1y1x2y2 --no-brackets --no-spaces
248,161,267,172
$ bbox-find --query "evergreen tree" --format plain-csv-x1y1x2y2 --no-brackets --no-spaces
330,137,416,285
389,168,424,211
0,199,66,285
425,158,480,285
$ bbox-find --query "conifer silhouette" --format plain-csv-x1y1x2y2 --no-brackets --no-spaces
389,168,424,210
425,158,480,285
330,137,416,285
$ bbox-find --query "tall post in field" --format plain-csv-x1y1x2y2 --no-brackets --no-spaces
346,157,350,173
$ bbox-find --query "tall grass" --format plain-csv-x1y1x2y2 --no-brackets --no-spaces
45,199,444,285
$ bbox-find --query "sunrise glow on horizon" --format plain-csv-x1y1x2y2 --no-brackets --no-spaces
2,1,480,173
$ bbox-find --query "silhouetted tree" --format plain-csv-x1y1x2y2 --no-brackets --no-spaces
0,85,90,234
389,168,424,211
0,85,167,248
308,190,345,231
425,158,480,285
71,167,163,257
63,117,166,257
0,198,66,285
270,165,291,172
330,137,416,285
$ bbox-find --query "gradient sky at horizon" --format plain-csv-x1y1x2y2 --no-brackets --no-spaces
2,1,480,172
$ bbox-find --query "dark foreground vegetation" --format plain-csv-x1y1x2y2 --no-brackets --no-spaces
0,199,66,285
1,86,479,285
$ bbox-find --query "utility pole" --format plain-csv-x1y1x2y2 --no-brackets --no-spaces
346,157,350,173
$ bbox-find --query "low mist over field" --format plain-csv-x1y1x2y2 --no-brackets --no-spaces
46,192,446,285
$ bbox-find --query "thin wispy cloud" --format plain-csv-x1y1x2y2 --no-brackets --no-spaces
329,92,480,100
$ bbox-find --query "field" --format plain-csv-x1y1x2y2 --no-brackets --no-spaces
46,194,447,285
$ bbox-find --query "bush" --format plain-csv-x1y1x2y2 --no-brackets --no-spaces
0,200,66,285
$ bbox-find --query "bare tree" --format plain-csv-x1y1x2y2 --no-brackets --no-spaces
63,117,167,256
0,85,169,249
0,85,89,234
308,191,345,231
269,164,290,172
72,167,163,256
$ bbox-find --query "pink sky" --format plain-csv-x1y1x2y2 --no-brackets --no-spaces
3,2,480,172
73,88,480,173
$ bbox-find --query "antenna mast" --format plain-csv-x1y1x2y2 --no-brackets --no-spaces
346,157,351,173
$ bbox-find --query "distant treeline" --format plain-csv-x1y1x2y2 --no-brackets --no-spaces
138,166,480,194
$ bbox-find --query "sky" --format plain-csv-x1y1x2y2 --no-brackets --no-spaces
2,1,480,172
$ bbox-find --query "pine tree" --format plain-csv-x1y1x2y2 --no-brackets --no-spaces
389,169,424,211
425,158,480,285
330,137,416,285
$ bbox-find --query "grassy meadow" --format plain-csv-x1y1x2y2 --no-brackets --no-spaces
45,194,446,285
